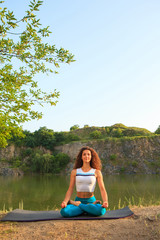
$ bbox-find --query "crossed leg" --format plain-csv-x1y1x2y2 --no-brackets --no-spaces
78,203,106,216
60,203,83,217
60,200,106,217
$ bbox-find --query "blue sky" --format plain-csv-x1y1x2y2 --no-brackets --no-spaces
4,0,160,132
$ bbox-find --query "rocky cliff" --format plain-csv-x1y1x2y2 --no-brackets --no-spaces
0,145,24,176
55,136,160,174
0,136,160,175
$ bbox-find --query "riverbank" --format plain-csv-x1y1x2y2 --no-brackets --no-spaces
0,205,160,240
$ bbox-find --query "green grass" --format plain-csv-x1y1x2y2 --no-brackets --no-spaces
1,197,160,213
0,204,13,213
118,196,160,209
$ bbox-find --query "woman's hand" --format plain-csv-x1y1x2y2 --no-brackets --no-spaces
102,201,108,208
61,201,67,208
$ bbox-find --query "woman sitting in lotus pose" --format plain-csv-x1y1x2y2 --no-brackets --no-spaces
60,146,108,217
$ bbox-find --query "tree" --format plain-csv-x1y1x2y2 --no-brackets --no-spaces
34,126,55,149
111,128,123,138
84,124,89,128
155,125,160,134
90,130,102,139
70,124,79,131
0,0,75,147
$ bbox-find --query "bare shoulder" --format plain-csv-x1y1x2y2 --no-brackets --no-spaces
71,169,77,176
95,169,102,178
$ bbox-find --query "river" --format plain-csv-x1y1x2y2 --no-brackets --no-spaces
0,174,160,211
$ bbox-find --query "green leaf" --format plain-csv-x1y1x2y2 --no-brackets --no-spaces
0,0,75,148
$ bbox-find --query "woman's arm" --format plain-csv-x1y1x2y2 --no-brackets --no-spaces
96,170,109,208
61,169,76,208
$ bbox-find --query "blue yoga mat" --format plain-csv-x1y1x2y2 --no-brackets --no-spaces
1,206,133,222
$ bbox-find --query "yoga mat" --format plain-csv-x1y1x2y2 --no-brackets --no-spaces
1,207,133,222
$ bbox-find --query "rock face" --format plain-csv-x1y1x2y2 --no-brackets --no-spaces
0,144,21,160
0,145,24,176
0,162,24,176
55,136,160,174
0,136,160,175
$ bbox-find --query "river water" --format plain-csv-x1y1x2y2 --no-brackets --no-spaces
0,174,160,210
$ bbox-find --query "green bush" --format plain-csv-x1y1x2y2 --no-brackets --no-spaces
90,130,102,139
119,167,125,173
105,127,110,134
54,152,70,173
54,132,66,143
70,125,79,131
34,127,56,150
155,125,160,134
22,131,36,148
110,128,123,138
22,148,33,157
55,153,70,168
122,128,151,137
28,151,70,174
8,157,22,168
132,161,138,167
110,154,117,161
12,158,22,168
67,134,80,142
111,123,127,128
30,152,44,172
84,125,89,128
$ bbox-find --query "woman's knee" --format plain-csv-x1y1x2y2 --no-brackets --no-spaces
60,205,83,217
60,207,70,217
94,204,106,215
99,206,106,215
87,204,106,216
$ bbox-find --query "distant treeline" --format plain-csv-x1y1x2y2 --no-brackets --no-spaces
10,123,160,151
2,123,160,174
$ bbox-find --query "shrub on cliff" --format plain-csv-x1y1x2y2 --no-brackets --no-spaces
155,125,160,134
27,151,70,174
70,125,80,131
90,130,102,139
110,128,123,138
122,127,151,137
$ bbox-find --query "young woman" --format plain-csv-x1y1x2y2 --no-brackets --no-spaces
60,146,108,217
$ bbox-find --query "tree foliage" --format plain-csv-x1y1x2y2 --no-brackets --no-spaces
0,0,75,147
155,125,160,134
70,124,79,131
90,130,102,139
8,148,70,174
24,150,70,174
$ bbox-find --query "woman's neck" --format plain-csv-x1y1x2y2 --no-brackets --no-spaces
81,163,91,172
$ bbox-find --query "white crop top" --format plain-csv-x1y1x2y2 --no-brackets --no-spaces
76,168,96,192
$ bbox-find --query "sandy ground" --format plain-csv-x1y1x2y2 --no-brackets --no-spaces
0,206,160,240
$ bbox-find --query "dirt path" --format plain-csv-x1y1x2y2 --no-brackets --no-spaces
0,206,160,240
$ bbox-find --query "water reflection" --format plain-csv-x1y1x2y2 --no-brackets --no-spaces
0,174,160,210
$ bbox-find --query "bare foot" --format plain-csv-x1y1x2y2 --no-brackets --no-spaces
69,200,81,206
93,200,102,204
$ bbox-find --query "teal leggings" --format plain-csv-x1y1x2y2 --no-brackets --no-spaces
60,196,106,217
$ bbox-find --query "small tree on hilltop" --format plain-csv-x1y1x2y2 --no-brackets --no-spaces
70,125,79,131
155,125,160,134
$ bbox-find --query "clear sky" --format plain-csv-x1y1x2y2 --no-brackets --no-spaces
3,0,160,133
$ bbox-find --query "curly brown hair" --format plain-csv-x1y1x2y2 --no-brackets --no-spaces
73,146,102,170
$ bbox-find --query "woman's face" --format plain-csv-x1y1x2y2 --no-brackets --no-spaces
81,150,92,163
